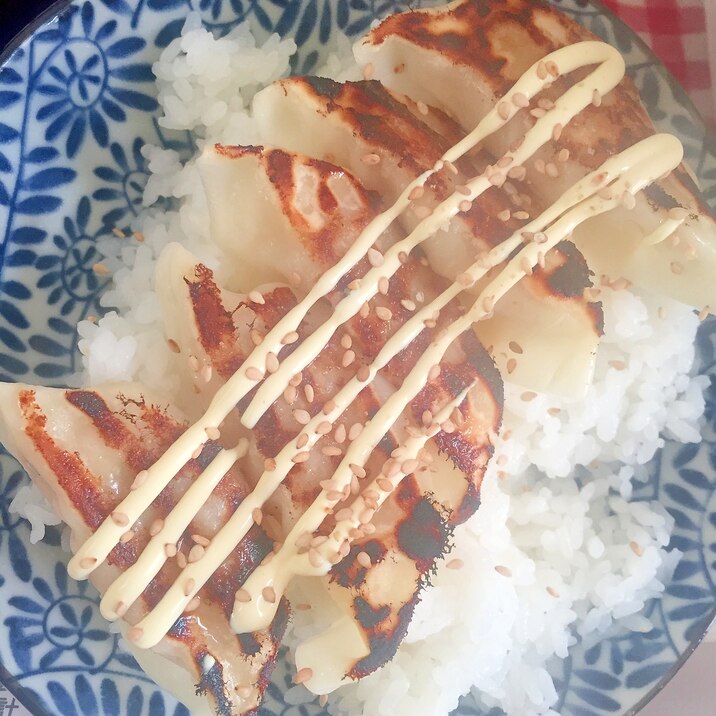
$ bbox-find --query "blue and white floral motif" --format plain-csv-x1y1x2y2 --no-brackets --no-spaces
34,3,157,159
0,0,715,715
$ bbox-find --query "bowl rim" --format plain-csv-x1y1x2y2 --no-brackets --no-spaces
0,1,714,715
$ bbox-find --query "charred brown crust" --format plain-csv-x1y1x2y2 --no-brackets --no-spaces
20,389,110,530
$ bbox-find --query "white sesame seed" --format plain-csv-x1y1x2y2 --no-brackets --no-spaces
248,290,265,305
111,512,129,527
367,247,384,267
188,544,205,563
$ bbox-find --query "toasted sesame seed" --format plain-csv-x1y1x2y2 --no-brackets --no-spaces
245,366,264,381
399,251,409,264
184,578,196,597
362,62,374,80
127,627,144,642
416,100,429,115
455,184,471,196
205,426,221,441
293,666,314,685
357,365,370,382
670,261,684,275
446,558,464,570
235,684,253,699
362,153,381,165
359,508,375,524
378,276,390,295
558,148,570,163
130,470,148,491
111,511,129,527
79,556,97,569
334,423,347,443
630,541,643,556
512,92,529,108
112,227,126,238
497,102,510,123
520,256,533,275
342,349,356,368
166,338,181,354
93,262,111,275
495,565,512,577
186,596,201,612
508,165,527,181
592,89,602,107
319,695,328,708
546,162,559,178
188,544,205,563
377,477,393,492
250,329,263,346
375,306,393,321
293,409,311,425
497,209,512,222
359,302,371,318
459,199,473,212
149,518,164,537
530,108,546,119
323,399,336,415
348,422,364,441
546,586,560,598
321,446,342,457
483,295,496,312
115,600,128,617
428,364,441,382
367,247,384,267
349,463,367,478
264,457,277,471
302,384,314,403
295,603,312,611
315,420,332,436
534,159,546,175
545,60,559,77
357,551,372,569
401,458,419,474
296,433,309,449
334,507,353,522
283,385,298,404
292,451,310,464
188,354,200,372
236,588,252,603
521,391,537,402
251,507,263,526
264,352,279,374
668,207,689,222
340,334,353,349
282,331,299,345
444,160,458,175
537,61,548,79
513,211,530,221
597,187,613,200
262,586,277,603
177,552,188,569
201,365,213,383
248,290,265,305
552,123,563,141
348,279,361,291
506,357,517,374
308,547,325,567
119,530,134,544
699,305,711,321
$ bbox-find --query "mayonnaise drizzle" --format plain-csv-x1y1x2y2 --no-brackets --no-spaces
66,40,687,650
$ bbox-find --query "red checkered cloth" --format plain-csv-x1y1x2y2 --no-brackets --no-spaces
601,0,716,130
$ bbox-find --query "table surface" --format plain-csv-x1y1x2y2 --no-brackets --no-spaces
0,1,713,715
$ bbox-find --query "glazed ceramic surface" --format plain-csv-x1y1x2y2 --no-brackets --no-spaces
0,1,714,714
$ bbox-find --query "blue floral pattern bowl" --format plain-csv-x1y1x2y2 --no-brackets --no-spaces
0,1,715,714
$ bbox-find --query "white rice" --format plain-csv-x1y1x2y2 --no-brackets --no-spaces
10,15,708,716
